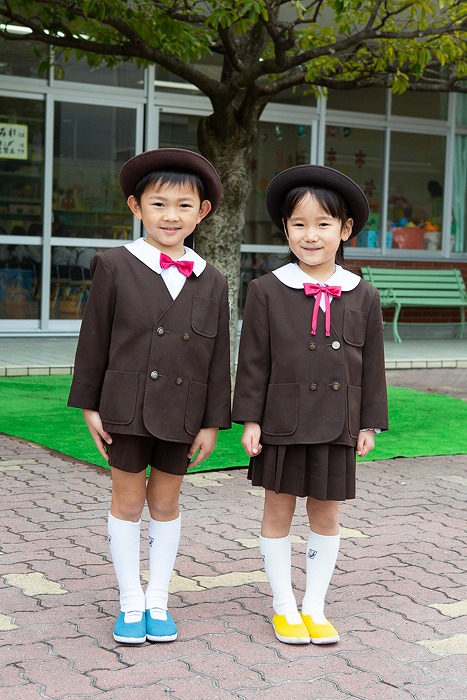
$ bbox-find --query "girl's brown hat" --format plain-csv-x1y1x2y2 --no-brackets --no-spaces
119,148,222,217
266,164,369,238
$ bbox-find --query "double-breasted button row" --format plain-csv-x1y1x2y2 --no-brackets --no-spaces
150,370,184,386
156,326,190,341
309,341,341,350
309,381,341,391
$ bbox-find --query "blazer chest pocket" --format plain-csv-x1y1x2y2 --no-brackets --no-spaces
99,370,138,425
191,295,219,338
343,309,367,347
262,383,299,437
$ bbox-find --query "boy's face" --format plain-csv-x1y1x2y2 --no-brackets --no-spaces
127,181,211,257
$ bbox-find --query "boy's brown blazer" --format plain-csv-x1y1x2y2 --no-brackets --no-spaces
232,273,388,446
68,247,231,442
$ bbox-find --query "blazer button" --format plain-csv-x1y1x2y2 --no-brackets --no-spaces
156,327,165,336
175,377,183,385
309,342,316,351
182,333,190,341
309,383,318,391
331,382,341,391
150,370,159,380
331,341,341,350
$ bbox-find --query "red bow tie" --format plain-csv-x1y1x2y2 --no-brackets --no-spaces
304,283,342,336
160,252,194,277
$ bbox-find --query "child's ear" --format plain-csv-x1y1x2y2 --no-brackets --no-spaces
197,199,212,222
341,218,354,241
282,219,289,240
127,195,142,220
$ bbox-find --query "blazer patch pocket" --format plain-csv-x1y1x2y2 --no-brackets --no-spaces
343,309,367,347
99,370,138,425
191,296,219,338
262,383,299,437
185,380,208,436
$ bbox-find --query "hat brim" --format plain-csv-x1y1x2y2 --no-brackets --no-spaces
119,148,222,218
266,165,369,238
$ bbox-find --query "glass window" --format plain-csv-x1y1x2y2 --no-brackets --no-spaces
50,245,104,320
54,53,144,88
0,36,46,79
0,97,44,236
387,132,445,251
452,135,467,253
0,243,41,320
52,102,136,239
325,126,385,249
457,94,467,126
244,122,312,245
392,91,448,121
327,88,386,115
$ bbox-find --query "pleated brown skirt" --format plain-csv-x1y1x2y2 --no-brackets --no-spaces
248,443,356,500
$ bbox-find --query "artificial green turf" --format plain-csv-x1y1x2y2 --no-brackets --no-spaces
0,375,466,471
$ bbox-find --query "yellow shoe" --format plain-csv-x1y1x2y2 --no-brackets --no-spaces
272,614,310,644
301,614,340,645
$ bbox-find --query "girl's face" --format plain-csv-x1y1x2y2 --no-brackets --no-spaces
284,192,353,281
127,181,211,257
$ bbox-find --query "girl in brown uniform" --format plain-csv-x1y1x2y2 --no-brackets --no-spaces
233,165,388,645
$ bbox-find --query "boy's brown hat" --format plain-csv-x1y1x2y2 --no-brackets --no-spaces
266,164,369,238
119,148,222,217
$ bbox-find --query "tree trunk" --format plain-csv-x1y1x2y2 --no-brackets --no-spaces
195,112,257,379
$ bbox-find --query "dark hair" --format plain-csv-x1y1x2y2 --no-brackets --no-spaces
282,185,350,267
132,168,206,204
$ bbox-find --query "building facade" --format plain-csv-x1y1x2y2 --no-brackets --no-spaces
1,37,466,337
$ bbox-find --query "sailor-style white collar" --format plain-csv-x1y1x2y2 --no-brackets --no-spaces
272,262,361,292
124,237,207,276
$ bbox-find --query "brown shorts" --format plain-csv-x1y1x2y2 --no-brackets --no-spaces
107,434,191,474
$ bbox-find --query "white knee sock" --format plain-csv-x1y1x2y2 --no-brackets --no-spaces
259,535,301,624
145,515,181,618
107,512,145,614
301,530,340,624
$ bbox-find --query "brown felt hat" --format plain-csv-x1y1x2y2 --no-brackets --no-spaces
119,148,222,217
266,164,369,238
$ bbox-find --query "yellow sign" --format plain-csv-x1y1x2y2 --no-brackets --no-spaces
0,123,28,159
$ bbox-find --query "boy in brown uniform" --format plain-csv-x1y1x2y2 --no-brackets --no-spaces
68,148,231,644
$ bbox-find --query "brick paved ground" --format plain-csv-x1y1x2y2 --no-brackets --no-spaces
0,430,466,700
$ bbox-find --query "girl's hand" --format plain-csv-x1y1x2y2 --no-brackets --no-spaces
241,422,262,457
356,429,375,458
82,409,112,461
188,427,218,469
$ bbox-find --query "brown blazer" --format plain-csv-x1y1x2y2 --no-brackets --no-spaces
68,247,231,442
232,272,388,446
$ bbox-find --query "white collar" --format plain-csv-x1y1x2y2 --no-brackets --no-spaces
124,237,206,276
273,263,361,291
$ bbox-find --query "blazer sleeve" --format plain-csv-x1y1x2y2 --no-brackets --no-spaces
232,279,271,424
67,253,116,411
360,289,389,431
201,278,232,429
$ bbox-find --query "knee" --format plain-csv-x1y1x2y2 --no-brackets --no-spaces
308,500,340,535
148,496,180,522
111,492,145,521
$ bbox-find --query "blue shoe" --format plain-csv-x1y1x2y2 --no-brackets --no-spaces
146,609,178,642
113,611,146,644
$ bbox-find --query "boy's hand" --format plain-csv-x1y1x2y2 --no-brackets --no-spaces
241,422,262,457
188,427,219,469
82,409,112,461
356,429,375,458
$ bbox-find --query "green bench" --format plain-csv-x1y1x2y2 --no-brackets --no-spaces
360,267,467,343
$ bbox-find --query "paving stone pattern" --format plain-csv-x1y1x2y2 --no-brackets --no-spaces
0,432,466,700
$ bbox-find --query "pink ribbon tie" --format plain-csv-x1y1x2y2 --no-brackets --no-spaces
304,283,342,336
160,252,194,277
